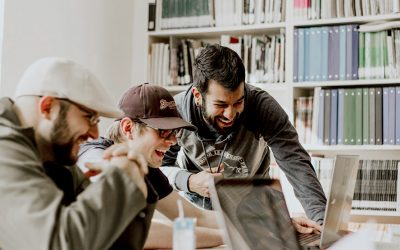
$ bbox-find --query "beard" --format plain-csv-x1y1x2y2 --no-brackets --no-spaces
199,103,239,135
49,105,77,166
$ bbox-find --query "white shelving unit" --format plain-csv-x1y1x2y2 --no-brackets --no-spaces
146,0,400,223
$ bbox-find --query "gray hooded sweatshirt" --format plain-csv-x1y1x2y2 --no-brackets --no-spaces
161,84,327,224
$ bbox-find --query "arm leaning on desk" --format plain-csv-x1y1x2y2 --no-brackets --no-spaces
145,190,223,249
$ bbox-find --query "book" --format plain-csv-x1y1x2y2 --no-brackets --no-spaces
330,89,338,145
388,87,396,144
324,89,331,145
369,88,376,144
344,88,356,145
383,87,390,144
337,88,345,144
345,25,353,80
355,88,363,145
396,87,400,145
293,29,299,82
304,28,310,81
309,27,322,81
298,28,305,82
148,0,156,31
351,25,359,79
362,88,370,144
339,25,347,80
358,26,365,79
318,89,325,145
375,87,383,145
328,26,340,80
320,26,329,81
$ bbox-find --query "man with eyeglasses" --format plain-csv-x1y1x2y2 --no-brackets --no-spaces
78,83,224,249
0,58,154,249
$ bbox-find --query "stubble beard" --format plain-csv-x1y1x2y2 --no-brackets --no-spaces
50,104,76,166
199,102,237,135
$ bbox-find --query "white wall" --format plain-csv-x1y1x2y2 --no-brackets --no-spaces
131,0,148,85
0,0,137,132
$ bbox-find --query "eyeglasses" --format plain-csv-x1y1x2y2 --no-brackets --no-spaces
84,112,101,126
144,123,182,139
57,98,100,126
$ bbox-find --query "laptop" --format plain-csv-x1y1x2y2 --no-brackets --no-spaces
209,155,360,250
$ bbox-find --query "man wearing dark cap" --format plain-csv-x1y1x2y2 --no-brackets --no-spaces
0,58,152,249
78,83,223,249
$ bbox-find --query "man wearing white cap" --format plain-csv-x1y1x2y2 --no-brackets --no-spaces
0,58,153,249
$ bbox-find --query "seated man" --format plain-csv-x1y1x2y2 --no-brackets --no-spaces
78,83,224,249
0,58,152,249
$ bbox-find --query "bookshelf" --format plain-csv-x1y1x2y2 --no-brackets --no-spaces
146,0,400,223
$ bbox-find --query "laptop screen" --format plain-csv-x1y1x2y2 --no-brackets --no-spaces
210,178,302,250
320,154,360,248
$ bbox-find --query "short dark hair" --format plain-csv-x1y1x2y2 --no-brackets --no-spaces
193,44,245,94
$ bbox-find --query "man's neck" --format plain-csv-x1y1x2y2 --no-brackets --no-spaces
13,102,54,163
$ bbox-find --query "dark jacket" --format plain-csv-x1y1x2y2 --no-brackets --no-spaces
161,84,327,223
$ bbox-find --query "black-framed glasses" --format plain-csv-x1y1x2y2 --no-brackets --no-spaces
147,124,182,139
28,95,100,126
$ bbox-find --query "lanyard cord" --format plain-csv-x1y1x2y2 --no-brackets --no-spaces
199,140,228,173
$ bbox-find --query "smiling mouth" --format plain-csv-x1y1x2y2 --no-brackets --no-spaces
217,118,234,126
155,149,166,158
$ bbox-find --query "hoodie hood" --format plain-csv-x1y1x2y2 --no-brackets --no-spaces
0,98,22,128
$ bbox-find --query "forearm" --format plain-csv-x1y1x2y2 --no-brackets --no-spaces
196,209,219,229
271,133,326,223
160,166,192,192
144,220,223,249
195,227,224,248
144,219,173,249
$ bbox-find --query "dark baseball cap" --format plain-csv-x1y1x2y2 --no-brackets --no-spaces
118,83,196,131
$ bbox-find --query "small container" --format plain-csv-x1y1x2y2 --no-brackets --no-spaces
173,200,196,250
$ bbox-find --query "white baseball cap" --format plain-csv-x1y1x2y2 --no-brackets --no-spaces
15,57,123,118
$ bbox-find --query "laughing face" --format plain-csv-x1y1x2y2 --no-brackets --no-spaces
50,99,99,166
130,124,177,168
195,80,245,134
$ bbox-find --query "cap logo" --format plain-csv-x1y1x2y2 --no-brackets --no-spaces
160,99,176,110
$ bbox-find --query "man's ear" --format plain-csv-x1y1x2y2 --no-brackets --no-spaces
38,96,57,120
191,87,203,106
120,117,134,139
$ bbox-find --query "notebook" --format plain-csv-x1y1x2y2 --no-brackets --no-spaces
209,155,360,250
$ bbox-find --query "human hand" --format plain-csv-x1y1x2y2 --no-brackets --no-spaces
188,164,224,197
291,216,322,234
86,143,148,197
103,141,146,163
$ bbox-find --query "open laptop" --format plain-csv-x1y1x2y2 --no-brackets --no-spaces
209,155,360,250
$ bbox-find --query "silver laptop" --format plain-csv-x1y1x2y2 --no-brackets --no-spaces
209,155,360,250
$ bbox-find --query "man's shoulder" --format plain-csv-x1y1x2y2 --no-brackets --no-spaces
173,88,193,119
78,137,113,158
245,84,285,115
0,120,37,154
246,84,275,104
173,90,188,107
